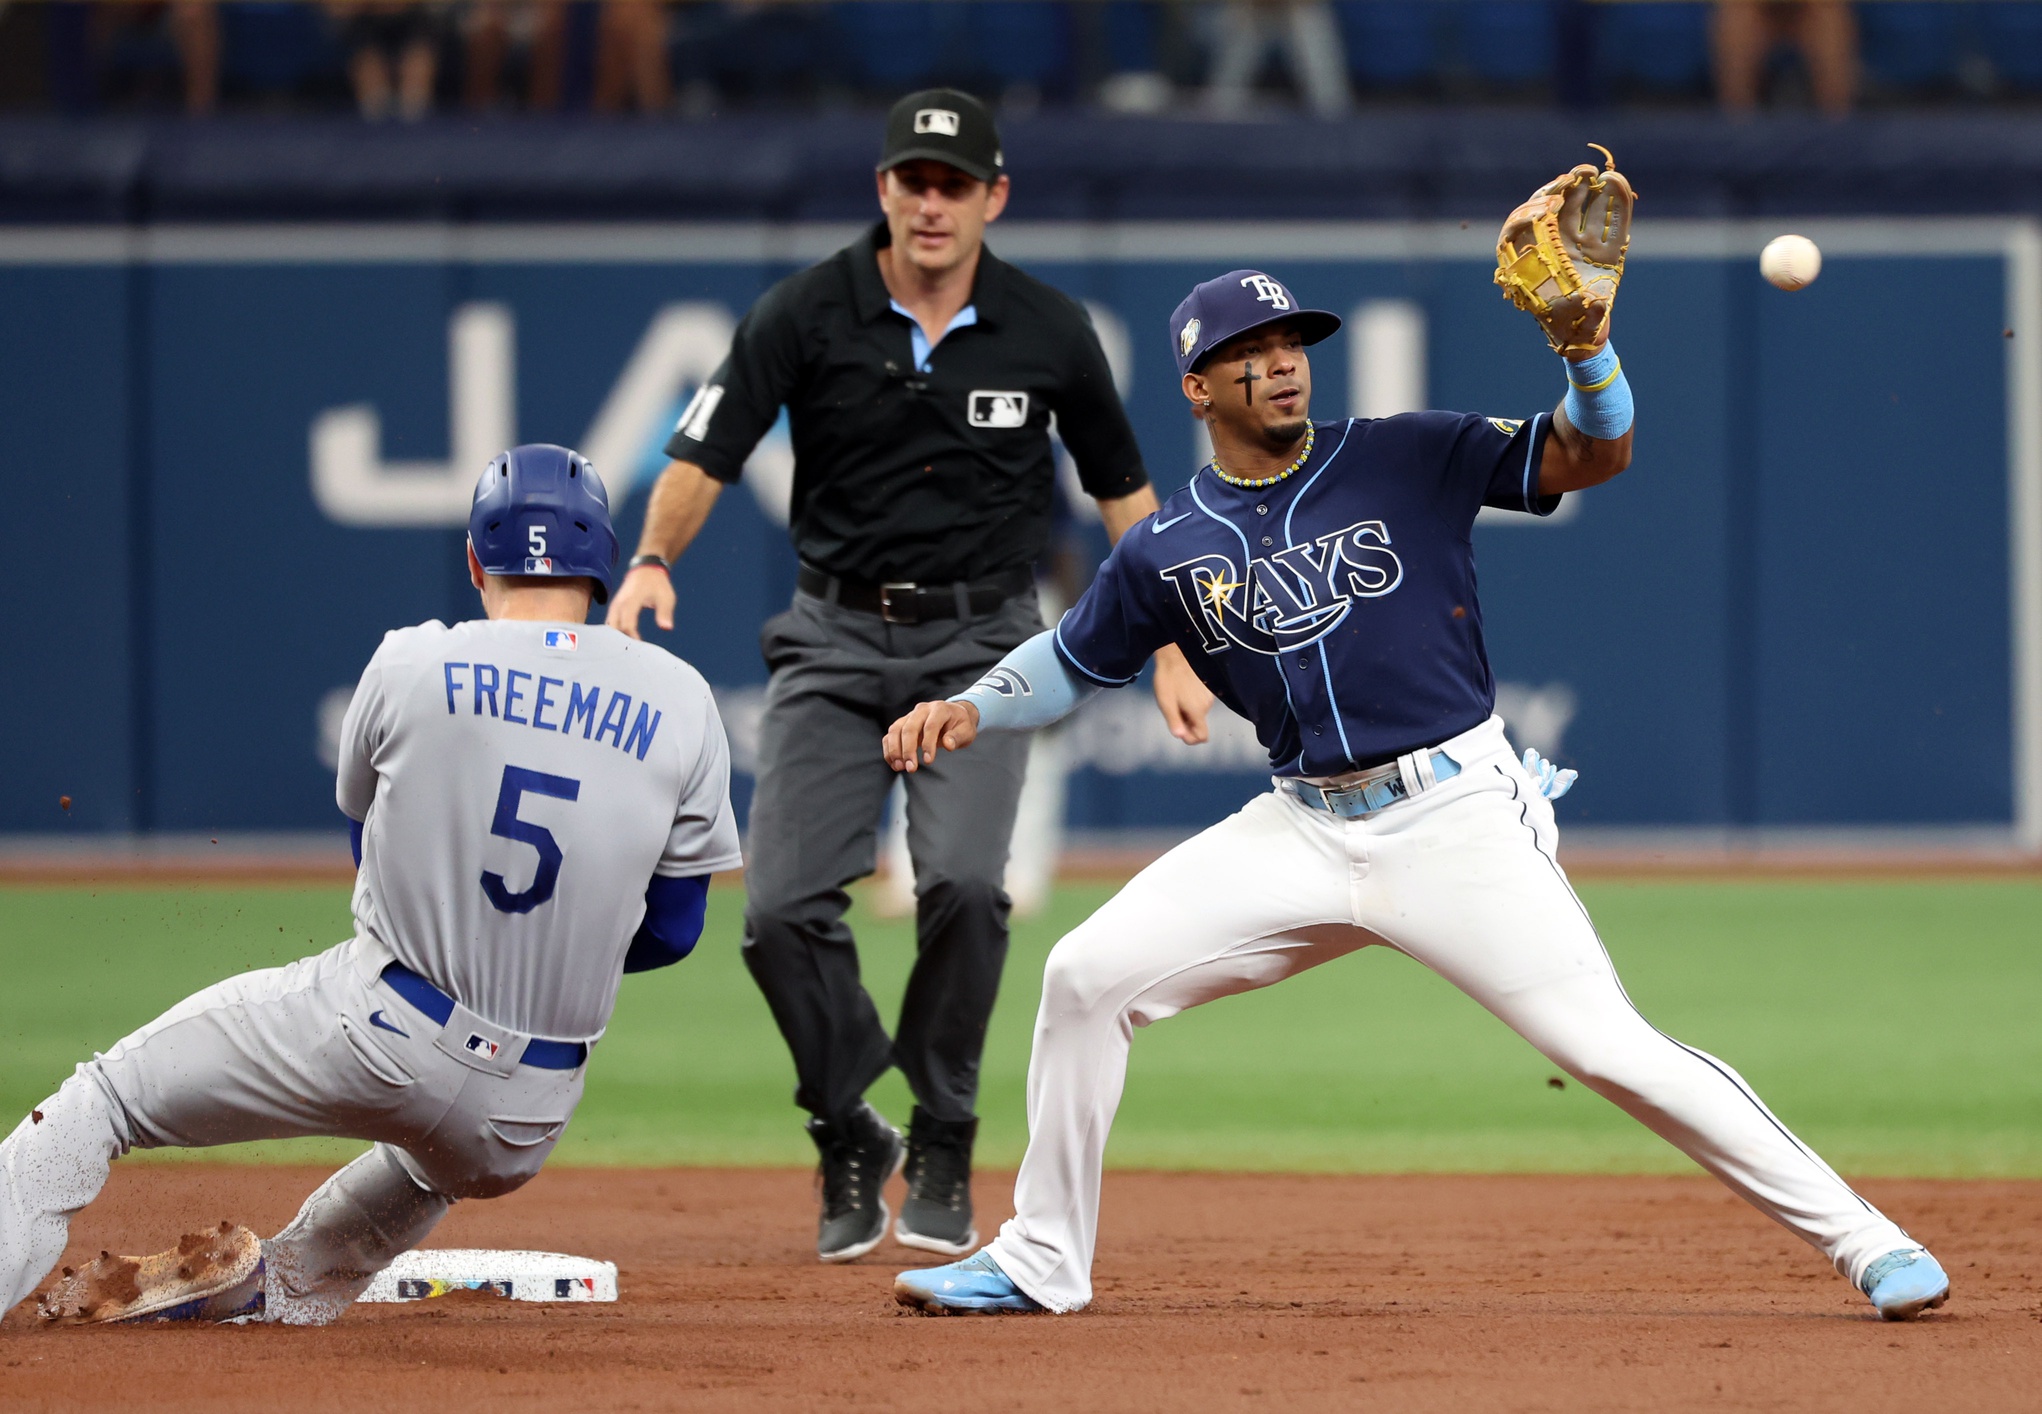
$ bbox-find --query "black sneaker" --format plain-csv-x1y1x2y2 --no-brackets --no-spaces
807,1103,904,1264
894,1106,978,1256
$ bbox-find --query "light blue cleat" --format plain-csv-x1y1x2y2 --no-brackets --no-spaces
1861,1248,1950,1321
893,1250,1046,1316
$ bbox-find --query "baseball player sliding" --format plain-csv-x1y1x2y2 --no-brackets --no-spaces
0,445,740,1326
883,156,1952,1322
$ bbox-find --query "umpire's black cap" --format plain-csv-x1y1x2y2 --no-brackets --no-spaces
878,89,1004,185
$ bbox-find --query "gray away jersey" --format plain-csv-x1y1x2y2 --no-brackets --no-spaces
336,619,743,1041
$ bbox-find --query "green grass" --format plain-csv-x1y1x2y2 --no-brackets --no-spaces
3,880,2039,1175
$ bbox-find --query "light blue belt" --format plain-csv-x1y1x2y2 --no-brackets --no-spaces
1281,751,1461,819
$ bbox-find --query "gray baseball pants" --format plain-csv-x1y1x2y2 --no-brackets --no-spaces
742,589,1038,1125
0,934,584,1324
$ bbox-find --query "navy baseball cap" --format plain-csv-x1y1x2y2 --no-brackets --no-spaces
1171,269,1342,377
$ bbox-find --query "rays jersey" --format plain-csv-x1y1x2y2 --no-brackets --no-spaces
337,620,742,1041
1054,412,1556,777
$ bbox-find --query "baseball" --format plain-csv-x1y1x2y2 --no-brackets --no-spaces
1761,234,1822,291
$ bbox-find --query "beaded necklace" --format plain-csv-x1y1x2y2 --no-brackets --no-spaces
1209,423,1314,490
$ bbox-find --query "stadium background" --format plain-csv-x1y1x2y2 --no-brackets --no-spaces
3,0,2040,1166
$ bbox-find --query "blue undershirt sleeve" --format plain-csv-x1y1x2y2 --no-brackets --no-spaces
949,630,1101,731
623,873,711,973
348,817,363,868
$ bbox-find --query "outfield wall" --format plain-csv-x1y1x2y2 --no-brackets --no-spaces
6,218,2037,844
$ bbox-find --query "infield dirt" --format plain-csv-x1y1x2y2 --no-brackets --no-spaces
2,1164,2036,1412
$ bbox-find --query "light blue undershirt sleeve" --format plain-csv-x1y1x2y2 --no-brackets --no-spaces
1561,341,1634,440
949,630,1100,731
891,300,979,372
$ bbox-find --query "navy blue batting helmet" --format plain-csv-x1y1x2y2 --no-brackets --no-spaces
468,444,619,604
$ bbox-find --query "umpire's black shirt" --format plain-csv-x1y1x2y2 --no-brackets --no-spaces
663,221,1149,584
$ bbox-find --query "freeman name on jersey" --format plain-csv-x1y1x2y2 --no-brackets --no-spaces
440,661,663,761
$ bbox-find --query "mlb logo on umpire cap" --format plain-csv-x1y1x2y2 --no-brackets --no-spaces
914,108,960,136
1169,269,1344,378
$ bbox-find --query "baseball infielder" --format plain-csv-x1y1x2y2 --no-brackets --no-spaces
883,159,1952,1322
0,444,740,1326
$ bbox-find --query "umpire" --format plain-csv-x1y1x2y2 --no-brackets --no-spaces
609,89,1212,1263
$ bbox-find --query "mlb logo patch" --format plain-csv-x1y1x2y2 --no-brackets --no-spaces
524,557,554,574
914,107,960,136
464,1034,500,1060
968,391,1029,428
543,629,579,651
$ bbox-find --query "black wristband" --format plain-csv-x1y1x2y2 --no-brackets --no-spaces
627,553,671,574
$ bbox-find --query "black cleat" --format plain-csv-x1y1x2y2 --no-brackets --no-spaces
895,1106,978,1256
808,1103,904,1263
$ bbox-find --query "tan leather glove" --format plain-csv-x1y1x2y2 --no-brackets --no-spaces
1494,146,1637,358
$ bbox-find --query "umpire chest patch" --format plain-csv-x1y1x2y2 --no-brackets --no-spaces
968,391,1029,428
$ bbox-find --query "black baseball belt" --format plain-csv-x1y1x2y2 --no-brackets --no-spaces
797,563,1033,625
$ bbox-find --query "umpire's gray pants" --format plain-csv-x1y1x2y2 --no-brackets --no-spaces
0,934,585,1324
743,589,1038,1125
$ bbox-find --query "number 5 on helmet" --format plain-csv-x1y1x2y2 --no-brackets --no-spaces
1494,145,1637,358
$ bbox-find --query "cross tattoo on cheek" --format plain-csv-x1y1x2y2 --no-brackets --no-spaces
1235,360,1261,405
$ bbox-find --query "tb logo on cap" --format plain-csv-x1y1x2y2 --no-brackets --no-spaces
914,108,961,136
1241,274,1292,310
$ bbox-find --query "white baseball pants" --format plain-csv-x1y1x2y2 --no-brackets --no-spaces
986,716,1917,1313
0,935,585,1324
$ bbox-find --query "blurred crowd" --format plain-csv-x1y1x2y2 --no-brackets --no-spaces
6,1,2042,121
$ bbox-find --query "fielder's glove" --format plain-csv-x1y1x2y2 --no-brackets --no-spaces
1522,748,1578,802
1494,145,1636,358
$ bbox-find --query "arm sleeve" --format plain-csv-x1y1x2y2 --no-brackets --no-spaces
1049,300,1150,501
623,873,711,973
658,685,745,877
949,630,1101,731
1049,537,1172,687
661,284,805,485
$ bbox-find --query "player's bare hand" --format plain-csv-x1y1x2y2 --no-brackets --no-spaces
606,564,676,640
1151,643,1215,745
885,701,980,772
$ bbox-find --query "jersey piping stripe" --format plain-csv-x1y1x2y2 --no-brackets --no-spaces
1053,615,1138,688
1493,763,1882,1218
1519,412,1544,513
1280,418,1356,546
1190,473,1307,773
1284,419,1360,769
